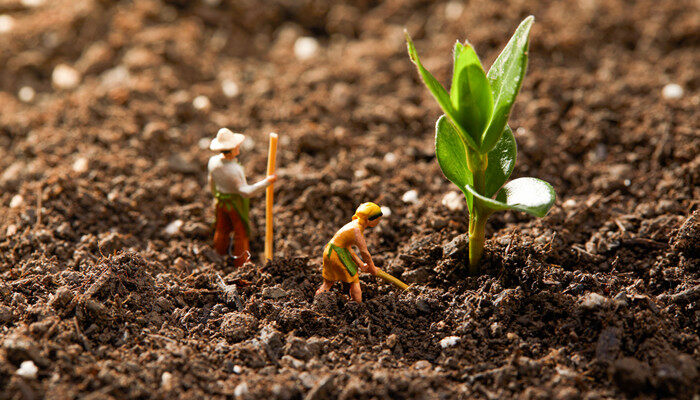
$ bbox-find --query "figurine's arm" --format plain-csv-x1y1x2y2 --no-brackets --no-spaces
354,227,378,275
236,175,276,198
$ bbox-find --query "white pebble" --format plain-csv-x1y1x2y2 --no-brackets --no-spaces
52,64,80,89
439,336,460,348
18,86,35,103
441,191,464,211
444,1,464,20
562,198,577,210
241,137,255,151
402,189,419,204
6,224,18,237
72,157,89,173
234,382,248,398
380,206,392,217
161,372,174,390
101,65,130,89
198,137,211,149
221,79,239,98
10,194,24,208
21,0,44,7
164,220,183,236
294,37,319,60
192,95,211,110
16,360,38,379
232,365,243,374
383,152,397,164
662,83,683,100
0,15,15,34
581,292,609,309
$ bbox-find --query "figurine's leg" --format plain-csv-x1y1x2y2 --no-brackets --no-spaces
230,210,250,268
349,281,362,303
213,206,233,255
315,279,334,295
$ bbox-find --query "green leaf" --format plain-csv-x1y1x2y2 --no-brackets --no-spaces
465,177,556,218
481,15,534,153
406,32,479,150
436,115,473,213
450,42,493,148
484,125,516,197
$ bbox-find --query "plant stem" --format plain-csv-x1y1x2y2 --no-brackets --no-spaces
468,154,488,275
468,210,487,275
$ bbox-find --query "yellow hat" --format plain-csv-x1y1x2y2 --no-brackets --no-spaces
353,202,383,221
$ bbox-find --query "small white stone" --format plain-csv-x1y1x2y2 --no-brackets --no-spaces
232,365,243,374
10,194,24,208
52,64,80,89
221,79,239,98
192,95,211,110
21,0,44,7
72,157,89,173
294,37,319,60
0,15,15,34
101,65,130,88
164,220,183,236
161,372,174,390
439,336,460,348
354,169,368,179
241,137,255,151
402,189,419,204
444,1,464,20
198,137,211,150
441,191,464,211
18,86,35,103
581,292,609,309
383,152,397,164
16,360,38,379
380,206,392,217
662,83,683,100
234,382,248,398
562,198,577,210
6,224,18,237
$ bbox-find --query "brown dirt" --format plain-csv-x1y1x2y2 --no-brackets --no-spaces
0,0,698,399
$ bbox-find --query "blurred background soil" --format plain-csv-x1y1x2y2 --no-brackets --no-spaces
0,0,698,398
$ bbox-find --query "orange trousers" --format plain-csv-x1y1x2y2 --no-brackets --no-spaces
213,204,250,267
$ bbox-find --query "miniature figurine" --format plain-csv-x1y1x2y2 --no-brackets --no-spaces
316,202,408,302
208,128,277,267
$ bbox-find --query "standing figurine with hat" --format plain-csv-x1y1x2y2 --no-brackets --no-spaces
316,202,409,302
208,128,278,267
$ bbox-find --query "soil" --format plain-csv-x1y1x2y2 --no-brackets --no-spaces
0,0,698,399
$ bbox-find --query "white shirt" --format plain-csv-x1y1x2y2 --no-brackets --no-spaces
207,154,270,197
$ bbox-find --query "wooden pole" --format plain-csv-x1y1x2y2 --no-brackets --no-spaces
265,133,278,261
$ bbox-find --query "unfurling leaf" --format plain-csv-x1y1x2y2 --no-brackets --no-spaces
481,16,534,153
450,42,493,148
406,32,479,150
465,177,556,218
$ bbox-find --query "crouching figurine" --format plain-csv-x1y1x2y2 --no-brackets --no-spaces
208,128,277,267
316,202,385,302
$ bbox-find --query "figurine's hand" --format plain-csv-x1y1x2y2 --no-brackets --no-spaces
267,174,278,184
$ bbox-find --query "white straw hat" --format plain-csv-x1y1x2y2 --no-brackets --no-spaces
210,128,245,151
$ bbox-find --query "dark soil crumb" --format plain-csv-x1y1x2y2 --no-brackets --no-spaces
0,0,698,398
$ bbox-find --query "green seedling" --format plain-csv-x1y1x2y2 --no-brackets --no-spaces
406,16,556,274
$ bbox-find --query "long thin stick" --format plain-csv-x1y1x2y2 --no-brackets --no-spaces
264,133,278,260
374,268,409,291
